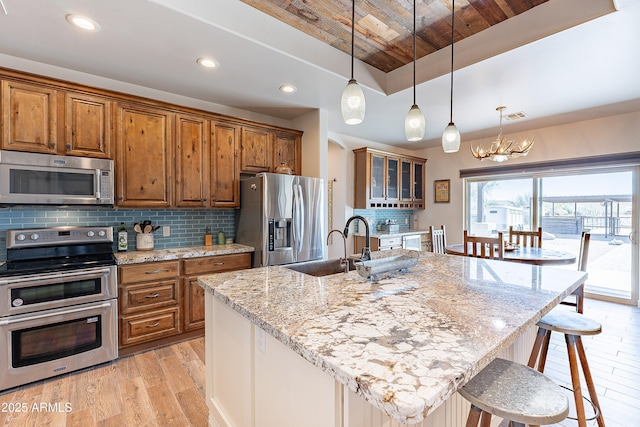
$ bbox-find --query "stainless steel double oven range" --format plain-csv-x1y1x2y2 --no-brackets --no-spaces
0,226,118,391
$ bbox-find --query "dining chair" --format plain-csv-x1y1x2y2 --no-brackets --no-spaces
559,231,590,313
463,230,504,260
429,225,447,254
509,226,543,248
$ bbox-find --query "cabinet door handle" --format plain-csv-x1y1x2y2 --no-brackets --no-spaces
66,143,72,149
146,322,160,328
213,262,225,266
48,142,55,149
145,293,160,299
145,269,162,275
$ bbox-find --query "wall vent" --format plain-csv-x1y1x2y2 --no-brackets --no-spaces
505,111,527,120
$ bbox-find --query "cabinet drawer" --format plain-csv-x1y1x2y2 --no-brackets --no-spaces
119,306,181,347
120,280,180,314
379,236,402,247
183,253,251,275
119,260,180,284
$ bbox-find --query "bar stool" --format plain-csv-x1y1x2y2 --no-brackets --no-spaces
459,358,569,427
528,309,605,427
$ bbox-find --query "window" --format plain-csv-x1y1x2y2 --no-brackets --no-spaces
464,167,638,304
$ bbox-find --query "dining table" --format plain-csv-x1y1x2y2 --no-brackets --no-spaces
445,243,577,265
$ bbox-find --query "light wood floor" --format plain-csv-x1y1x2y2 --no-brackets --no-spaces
0,338,208,427
0,298,638,427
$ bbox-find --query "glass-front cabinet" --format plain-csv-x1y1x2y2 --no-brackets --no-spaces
370,154,385,201
400,159,425,207
369,152,400,204
401,160,412,200
354,147,426,209
386,156,400,201
413,161,424,203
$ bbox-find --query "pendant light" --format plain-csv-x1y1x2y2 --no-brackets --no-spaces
442,0,460,153
341,0,365,125
405,0,425,141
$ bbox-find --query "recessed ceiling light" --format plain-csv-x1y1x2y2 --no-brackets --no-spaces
279,84,297,94
66,14,100,31
197,57,219,69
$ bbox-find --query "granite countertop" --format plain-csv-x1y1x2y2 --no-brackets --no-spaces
198,250,587,424
353,228,430,238
115,243,254,265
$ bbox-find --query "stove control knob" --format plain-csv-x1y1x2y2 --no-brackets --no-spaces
87,231,95,237
98,230,106,237
30,233,39,240
16,234,26,241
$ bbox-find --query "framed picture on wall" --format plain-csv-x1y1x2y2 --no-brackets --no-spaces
434,179,450,203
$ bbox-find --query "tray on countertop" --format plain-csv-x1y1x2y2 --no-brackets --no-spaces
354,252,419,281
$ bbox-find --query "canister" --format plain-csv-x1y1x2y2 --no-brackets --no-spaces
136,233,154,251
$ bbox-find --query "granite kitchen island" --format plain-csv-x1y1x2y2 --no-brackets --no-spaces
198,251,587,427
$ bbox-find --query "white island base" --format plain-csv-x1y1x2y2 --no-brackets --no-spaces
205,294,537,427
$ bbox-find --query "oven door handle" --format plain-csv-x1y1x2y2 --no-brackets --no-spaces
0,267,113,286
0,301,112,326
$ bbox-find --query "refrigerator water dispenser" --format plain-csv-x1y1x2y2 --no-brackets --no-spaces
268,218,291,250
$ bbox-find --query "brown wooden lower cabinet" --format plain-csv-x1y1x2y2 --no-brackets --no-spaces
120,306,181,347
182,252,252,331
183,277,206,331
118,252,251,355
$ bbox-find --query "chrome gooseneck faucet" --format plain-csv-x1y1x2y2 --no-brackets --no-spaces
343,215,370,261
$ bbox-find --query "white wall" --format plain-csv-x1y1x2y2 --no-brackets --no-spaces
293,109,328,180
327,141,347,259
413,110,640,244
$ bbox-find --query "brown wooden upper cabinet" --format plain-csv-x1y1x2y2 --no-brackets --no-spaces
354,147,426,210
210,120,240,207
241,126,271,173
241,126,302,175
64,92,112,158
0,68,304,208
174,117,240,208
273,131,301,176
116,103,173,208
175,114,209,207
1,80,58,154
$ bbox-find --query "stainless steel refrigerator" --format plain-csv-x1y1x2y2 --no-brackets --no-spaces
236,173,325,267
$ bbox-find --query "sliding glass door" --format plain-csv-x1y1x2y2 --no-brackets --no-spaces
540,170,636,303
465,167,638,305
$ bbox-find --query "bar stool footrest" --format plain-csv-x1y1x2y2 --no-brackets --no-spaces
559,384,600,422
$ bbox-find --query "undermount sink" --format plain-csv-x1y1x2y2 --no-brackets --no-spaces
284,258,355,277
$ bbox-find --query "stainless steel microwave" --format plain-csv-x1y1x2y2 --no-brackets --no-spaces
0,150,114,206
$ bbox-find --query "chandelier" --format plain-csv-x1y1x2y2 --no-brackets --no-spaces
471,106,534,162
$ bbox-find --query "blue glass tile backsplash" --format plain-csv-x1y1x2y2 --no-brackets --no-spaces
352,209,414,232
0,207,235,260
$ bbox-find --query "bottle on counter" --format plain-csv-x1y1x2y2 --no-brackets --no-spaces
204,226,213,246
217,231,225,245
118,222,128,251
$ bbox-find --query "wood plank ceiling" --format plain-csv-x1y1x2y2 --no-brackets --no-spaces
241,0,549,73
